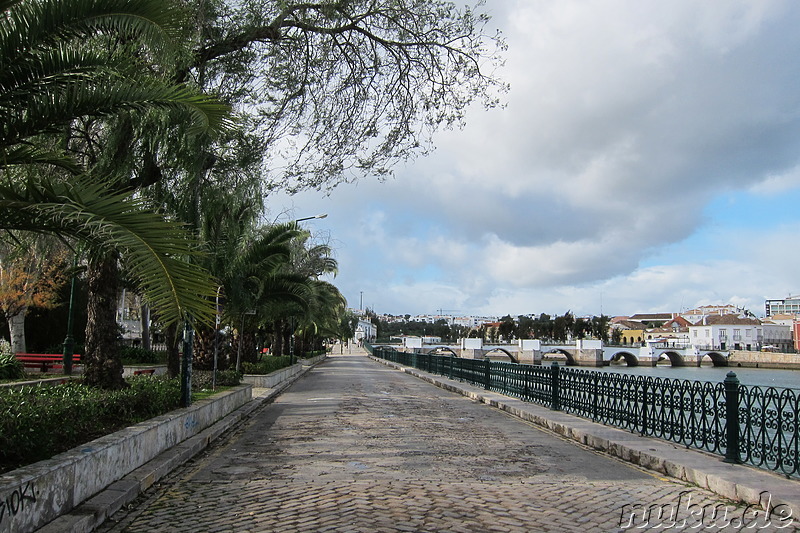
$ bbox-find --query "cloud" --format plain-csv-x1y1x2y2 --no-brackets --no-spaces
271,0,800,317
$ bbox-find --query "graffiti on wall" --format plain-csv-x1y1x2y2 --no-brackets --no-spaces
0,481,38,526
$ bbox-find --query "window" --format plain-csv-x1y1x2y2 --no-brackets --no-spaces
746,329,752,338
719,328,727,339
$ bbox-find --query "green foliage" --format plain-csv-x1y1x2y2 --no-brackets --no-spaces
0,377,181,473
0,0,230,333
191,369,241,391
241,356,292,375
0,340,23,380
119,345,162,364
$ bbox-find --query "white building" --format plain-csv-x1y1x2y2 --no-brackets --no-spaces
354,319,377,344
765,295,800,317
760,320,794,352
687,314,791,352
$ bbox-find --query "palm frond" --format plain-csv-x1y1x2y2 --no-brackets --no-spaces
0,0,189,67
3,76,231,148
0,145,81,172
0,173,217,327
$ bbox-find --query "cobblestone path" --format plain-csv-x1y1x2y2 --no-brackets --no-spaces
101,352,798,532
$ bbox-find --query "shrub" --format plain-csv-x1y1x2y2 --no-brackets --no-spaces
0,340,23,380
241,356,293,375
191,369,241,391
119,345,161,364
0,377,181,474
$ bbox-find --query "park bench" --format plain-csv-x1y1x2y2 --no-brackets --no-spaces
15,353,81,373
132,368,156,376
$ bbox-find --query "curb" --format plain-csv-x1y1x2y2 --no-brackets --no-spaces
36,360,321,533
369,355,800,518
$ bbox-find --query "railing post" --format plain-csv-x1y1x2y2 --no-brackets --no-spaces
640,378,648,436
484,357,491,390
524,366,530,401
550,362,560,411
449,354,454,380
723,371,742,464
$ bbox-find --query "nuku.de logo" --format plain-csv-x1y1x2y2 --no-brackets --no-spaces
619,490,794,529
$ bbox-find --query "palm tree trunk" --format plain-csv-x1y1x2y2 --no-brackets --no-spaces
83,252,126,389
164,322,180,378
140,303,151,350
271,320,284,356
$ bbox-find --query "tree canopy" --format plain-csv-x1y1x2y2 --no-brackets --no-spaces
185,0,507,193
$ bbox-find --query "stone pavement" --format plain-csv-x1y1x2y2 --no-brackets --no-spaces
98,349,799,532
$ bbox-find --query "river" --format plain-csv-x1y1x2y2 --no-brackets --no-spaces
581,363,800,390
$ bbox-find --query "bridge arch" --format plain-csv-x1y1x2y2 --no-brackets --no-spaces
543,348,576,366
370,345,397,353
656,351,686,367
423,346,459,357
606,350,638,367
484,347,518,364
701,352,728,367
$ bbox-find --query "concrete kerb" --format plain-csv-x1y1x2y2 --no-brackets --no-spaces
33,357,324,533
369,355,800,517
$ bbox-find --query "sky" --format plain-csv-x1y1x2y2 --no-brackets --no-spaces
271,0,800,319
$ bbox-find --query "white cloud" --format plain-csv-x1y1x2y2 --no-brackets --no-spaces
271,0,800,317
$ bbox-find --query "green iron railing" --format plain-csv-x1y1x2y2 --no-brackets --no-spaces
369,346,799,479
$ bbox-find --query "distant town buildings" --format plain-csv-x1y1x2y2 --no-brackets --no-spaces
356,294,800,353
765,295,800,317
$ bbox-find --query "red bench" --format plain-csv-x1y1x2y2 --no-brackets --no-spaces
15,353,81,373
133,368,156,376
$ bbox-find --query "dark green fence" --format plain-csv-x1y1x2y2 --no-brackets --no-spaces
369,345,799,479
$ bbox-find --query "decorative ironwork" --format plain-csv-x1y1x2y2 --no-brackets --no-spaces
370,346,800,479
739,384,799,476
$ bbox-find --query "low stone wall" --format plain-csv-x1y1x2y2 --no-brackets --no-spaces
728,350,800,369
0,385,252,533
121,365,168,378
241,354,326,388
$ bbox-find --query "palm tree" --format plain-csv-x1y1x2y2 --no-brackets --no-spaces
275,230,345,359
293,279,347,357
0,0,231,387
210,223,309,369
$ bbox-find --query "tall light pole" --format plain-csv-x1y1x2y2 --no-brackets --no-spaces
294,213,328,223
289,213,328,364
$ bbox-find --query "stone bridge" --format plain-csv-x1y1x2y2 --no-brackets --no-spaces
386,339,732,367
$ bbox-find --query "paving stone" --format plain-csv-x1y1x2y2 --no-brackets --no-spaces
98,352,800,533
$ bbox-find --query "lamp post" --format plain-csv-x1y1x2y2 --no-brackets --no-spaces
61,252,80,375
235,309,256,373
294,213,328,223
212,286,222,390
289,213,328,364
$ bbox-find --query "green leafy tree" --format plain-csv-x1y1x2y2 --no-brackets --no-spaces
532,313,552,341
517,315,534,339
0,0,230,388
498,315,516,341
590,315,611,343
181,0,506,194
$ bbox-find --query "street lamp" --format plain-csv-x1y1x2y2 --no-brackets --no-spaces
288,213,327,363
294,213,328,223
235,309,256,374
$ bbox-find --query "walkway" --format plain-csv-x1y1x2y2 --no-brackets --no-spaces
100,350,798,532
